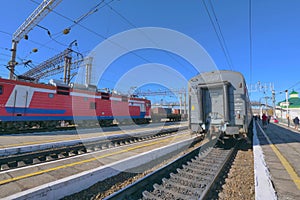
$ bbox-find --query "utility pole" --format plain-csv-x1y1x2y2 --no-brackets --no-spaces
248,81,274,93
184,91,187,115
272,90,276,117
63,55,72,84
179,93,182,114
85,57,93,86
263,96,270,114
285,89,290,126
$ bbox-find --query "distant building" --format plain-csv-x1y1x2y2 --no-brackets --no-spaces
277,90,300,119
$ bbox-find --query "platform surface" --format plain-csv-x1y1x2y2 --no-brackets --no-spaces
0,122,187,149
0,130,196,199
255,120,300,199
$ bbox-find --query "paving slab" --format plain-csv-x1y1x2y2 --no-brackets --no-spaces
255,121,300,199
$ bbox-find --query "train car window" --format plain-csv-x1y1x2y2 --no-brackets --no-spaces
57,86,70,95
102,96,109,100
48,93,54,98
57,91,69,95
90,102,96,109
0,85,2,95
57,86,69,91
101,92,110,100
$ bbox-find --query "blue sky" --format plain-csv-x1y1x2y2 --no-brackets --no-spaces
0,0,300,104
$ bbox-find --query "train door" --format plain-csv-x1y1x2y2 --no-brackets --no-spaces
189,83,229,133
140,103,146,113
203,87,224,125
6,85,31,116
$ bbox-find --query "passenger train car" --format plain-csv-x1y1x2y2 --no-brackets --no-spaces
0,78,151,130
188,70,252,137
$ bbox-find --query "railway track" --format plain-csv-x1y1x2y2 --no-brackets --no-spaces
0,126,186,171
0,121,186,135
105,138,238,200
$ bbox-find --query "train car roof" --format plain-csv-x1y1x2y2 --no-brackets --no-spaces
189,70,245,84
0,77,149,101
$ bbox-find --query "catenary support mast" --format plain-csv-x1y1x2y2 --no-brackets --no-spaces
8,0,62,79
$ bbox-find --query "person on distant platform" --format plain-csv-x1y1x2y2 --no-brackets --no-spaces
293,116,299,130
262,113,268,128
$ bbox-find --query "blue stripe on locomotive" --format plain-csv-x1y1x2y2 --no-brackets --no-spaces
0,111,146,122
5,107,66,114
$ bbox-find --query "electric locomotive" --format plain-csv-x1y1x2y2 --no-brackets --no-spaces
0,77,151,130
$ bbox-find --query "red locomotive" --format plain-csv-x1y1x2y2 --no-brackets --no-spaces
0,78,151,130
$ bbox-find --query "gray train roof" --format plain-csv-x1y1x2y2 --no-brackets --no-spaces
189,70,245,86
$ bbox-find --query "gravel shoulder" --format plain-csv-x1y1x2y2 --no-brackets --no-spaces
217,135,255,200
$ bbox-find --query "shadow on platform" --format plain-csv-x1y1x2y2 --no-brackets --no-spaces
255,121,300,146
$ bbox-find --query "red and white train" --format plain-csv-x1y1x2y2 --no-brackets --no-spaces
0,78,151,130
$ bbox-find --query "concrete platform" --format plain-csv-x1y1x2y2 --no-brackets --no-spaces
0,130,198,199
0,122,187,156
254,120,300,200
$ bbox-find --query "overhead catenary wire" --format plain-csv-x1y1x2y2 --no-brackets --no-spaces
0,52,11,58
0,30,11,36
28,0,108,51
207,0,234,71
71,0,105,28
25,1,201,90
30,0,158,80
249,0,253,94
105,2,197,77
28,0,135,60
202,0,233,70
0,29,60,75
37,24,70,47
0,26,63,61
26,1,125,83
28,0,195,78
276,80,300,95
0,28,59,53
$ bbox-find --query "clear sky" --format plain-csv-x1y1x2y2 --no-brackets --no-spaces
0,0,300,104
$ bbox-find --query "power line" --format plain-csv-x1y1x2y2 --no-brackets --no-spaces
28,0,151,83
207,0,234,70
27,0,189,86
28,0,107,51
30,0,112,33
249,0,253,94
287,81,300,91
71,0,105,27
105,2,197,77
202,0,233,70
29,0,130,58
0,30,12,36
0,53,12,58
41,0,153,64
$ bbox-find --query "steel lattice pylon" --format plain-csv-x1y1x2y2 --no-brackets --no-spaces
21,48,91,84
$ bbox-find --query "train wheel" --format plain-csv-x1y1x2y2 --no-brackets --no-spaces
46,121,57,129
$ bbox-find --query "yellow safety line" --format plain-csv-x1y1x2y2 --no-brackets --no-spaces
0,134,187,185
0,130,134,148
257,122,300,190
0,137,79,148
